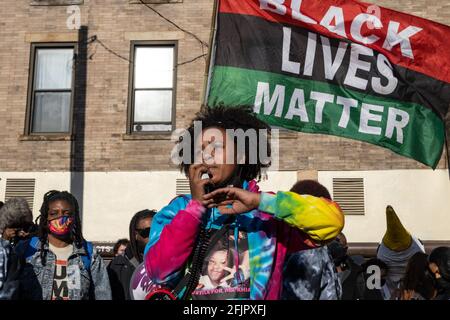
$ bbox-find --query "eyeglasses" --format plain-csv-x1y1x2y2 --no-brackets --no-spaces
136,227,150,238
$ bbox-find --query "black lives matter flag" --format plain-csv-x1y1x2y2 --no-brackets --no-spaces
207,0,450,168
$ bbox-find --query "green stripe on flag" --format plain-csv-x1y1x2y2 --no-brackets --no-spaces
208,66,445,168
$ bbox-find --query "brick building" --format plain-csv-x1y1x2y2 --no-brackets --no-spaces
0,0,449,249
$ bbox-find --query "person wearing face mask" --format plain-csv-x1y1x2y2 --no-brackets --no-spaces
108,209,156,300
327,233,366,300
0,198,35,300
281,180,342,300
14,190,111,300
428,246,450,300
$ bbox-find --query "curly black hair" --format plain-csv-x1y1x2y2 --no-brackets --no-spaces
290,180,332,200
36,190,84,265
177,105,271,182
429,246,450,281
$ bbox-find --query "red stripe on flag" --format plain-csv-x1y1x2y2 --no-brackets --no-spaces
219,0,450,84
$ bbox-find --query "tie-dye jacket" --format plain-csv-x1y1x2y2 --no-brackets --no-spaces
145,180,344,300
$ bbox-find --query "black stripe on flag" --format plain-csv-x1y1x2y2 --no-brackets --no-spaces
215,13,450,119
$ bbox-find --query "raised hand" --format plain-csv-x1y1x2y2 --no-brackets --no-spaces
202,187,261,215
188,164,212,202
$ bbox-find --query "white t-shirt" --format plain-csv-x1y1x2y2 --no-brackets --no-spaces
49,243,73,300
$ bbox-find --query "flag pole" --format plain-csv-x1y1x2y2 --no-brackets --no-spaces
201,0,219,107
446,137,450,179
446,110,450,179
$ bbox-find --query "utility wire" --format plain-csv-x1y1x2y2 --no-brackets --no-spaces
86,35,207,67
83,2,210,67
138,0,209,49
177,53,208,66
93,36,131,63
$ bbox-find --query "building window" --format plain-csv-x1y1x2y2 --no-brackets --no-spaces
130,0,183,3
128,42,177,133
30,0,84,5
27,44,75,134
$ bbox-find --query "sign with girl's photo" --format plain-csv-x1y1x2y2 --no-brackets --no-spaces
192,229,251,300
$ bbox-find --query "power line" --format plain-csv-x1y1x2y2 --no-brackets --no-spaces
83,2,210,67
93,36,131,63
86,35,207,67
177,53,208,66
138,0,209,49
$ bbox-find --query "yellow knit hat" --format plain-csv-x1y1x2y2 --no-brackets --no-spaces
382,205,412,252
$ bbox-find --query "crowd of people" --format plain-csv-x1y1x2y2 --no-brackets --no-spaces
0,106,449,300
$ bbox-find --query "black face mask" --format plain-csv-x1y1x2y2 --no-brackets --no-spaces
435,277,450,292
328,240,348,267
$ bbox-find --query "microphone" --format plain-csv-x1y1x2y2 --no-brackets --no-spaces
201,172,213,194
201,172,209,180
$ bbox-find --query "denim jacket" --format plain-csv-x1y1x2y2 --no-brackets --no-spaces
16,239,112,300
0,239,10,291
